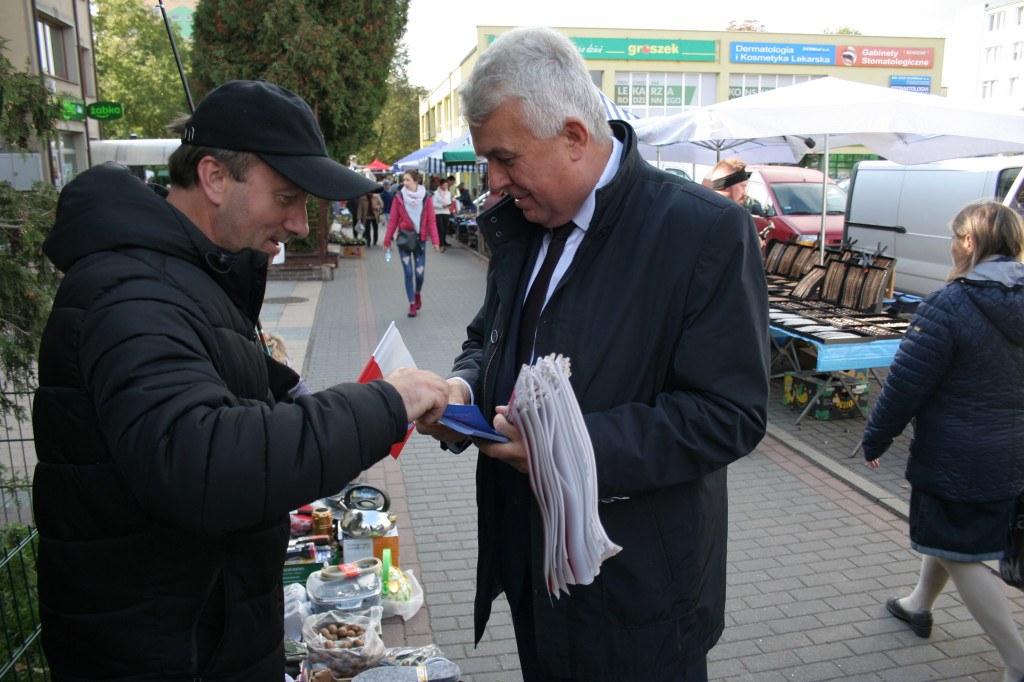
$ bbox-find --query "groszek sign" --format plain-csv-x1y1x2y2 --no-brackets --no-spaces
87,102,124,120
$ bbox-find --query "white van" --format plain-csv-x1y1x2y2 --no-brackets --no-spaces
844,157,1022,297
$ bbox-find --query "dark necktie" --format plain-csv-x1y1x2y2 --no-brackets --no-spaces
516,222,575,368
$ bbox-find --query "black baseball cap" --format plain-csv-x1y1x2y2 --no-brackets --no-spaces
180,80,381,200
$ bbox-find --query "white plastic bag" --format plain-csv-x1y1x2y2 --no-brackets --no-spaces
302,606,385,678
381,568,424,622
283,582,311,641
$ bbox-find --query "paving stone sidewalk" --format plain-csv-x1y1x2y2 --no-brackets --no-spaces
280,241,1024,681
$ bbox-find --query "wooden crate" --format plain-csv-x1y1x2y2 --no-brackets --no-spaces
343,245,364,258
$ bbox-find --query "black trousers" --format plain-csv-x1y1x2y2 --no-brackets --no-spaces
508,576,708,682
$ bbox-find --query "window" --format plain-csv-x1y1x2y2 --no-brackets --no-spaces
1016,42,1024,60
1018,7,1023,24
728,74,818,100
989,11,1005,30
981,79,998,98
36,19,68,79
613,71,717,118
986,45,1003,64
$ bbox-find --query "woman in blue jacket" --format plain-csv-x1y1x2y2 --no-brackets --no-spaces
863,200,1024,682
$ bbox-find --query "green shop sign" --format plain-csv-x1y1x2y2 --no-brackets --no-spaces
569,37,716,62
87,102,124,120
60,99,86,121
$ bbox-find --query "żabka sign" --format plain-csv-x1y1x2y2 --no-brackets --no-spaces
87,102,124,120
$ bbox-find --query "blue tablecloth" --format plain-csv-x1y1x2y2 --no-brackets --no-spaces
771,325,900,372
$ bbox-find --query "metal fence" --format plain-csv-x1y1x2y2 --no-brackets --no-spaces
0,391,47,680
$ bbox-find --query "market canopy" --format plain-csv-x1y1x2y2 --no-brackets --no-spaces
420,130,487,174
632,76,1024,260
632,76,1024,165
363,158,391,171
394,140,447,171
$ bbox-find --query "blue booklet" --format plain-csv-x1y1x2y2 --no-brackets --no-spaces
439,404,510,443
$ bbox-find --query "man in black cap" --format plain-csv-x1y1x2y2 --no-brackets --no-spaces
32,80,449,680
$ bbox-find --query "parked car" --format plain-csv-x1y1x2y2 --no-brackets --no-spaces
743,165,847,247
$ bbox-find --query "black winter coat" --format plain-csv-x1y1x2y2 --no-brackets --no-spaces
862,258,1024,502
32,163,408,681
449,122,770,680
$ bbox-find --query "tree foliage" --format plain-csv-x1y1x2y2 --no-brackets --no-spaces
726,19,766,32
824,26,863,35
93,0,193,139
0,39,60,149
191,0,409,161
0,40,60,415
353,44,425,165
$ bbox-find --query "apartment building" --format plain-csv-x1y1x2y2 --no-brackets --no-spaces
1,0,99,188
420,26,945,150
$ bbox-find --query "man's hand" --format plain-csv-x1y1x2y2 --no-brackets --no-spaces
383,368,449,425
415,378,470,442
476,406,529,474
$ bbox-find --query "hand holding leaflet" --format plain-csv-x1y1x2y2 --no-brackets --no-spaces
508,354,621,596
438,404,510,442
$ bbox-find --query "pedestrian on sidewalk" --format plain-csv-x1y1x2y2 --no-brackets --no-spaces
356,190,383,246
862,200,1024,682
418,26,769,682
380,179,395,228
432,176,454,251
31,80,450,681
384,169,440,317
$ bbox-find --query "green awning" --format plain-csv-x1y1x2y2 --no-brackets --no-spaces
443,147,477,164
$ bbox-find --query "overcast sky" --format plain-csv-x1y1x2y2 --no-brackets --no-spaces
403,0,984,90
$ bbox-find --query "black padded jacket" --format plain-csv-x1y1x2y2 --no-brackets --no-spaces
32,163,407,681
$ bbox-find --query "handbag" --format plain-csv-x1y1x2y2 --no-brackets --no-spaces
395,229,418,253
999,489,1024,589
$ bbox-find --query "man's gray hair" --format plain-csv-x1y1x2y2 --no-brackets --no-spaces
460,27,612,145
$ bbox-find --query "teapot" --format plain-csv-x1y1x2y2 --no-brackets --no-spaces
339,485,397,538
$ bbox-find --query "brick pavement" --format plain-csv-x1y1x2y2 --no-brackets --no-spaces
283,240,1024,681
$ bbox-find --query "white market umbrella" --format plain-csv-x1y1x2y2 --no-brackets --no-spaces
633,77,1024,261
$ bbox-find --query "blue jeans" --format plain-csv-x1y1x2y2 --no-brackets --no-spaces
400,243,426,302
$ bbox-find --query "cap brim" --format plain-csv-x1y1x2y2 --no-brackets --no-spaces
260,153,382,200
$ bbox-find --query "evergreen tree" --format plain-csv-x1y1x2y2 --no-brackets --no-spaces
192,0,409,160
0,39,61,415
93,0,192,139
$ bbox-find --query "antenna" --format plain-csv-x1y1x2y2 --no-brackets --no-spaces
156,0,194,113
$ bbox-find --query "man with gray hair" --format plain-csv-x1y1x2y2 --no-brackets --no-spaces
419,27,769,681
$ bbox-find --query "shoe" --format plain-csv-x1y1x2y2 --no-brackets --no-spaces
886,597,932,638
408,303,417,318
414,292,422,311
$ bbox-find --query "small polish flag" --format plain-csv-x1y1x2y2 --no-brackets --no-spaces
357,322,416,458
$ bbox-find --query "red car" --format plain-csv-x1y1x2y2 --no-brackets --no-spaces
743,165,847,247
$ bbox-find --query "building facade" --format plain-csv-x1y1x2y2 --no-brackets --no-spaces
419,26,945,176
1,0,99,188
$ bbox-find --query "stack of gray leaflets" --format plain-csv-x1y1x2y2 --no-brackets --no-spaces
510,354,622,596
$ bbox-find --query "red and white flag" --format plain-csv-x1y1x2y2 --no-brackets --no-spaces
357,322,416,458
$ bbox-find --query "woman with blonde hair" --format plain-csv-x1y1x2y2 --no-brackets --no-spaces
383,169,439,317
863,200,1024,682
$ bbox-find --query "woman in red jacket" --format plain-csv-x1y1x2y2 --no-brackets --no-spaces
383,169,440,317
